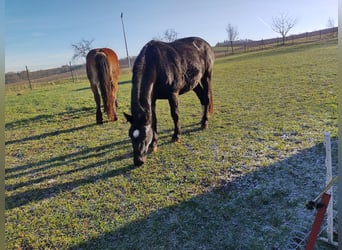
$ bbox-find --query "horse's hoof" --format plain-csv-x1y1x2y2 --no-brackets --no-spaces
96,120,103,125
201,123,208,129
171,136,180,142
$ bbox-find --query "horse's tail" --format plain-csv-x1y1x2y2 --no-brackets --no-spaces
95,51,115,121
205,66,214,114
207,49,214,115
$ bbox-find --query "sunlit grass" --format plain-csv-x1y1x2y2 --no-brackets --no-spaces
5,40,337,249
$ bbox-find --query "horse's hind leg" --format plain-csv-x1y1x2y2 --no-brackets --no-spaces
92,85,103,124
193,81,210,129
168,93,181,142
111,83,118,121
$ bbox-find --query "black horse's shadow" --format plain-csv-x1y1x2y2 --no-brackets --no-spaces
5,137,131,180
5,121,207,210
5,138,135,210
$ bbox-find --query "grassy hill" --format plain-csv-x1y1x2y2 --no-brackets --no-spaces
5,39,338,249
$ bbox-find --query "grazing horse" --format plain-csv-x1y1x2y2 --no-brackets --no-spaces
86,48,120,124
124,37,214,166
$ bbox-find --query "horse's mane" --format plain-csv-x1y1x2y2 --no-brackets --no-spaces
131,41,168,119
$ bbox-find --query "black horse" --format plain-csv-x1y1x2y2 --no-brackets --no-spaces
124,37,214,166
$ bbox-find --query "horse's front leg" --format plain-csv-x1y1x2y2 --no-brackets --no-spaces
168,93,181,142
150,101,158,152
92,86,103,124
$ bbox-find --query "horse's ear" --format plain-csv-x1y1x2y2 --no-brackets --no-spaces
124,113,133,123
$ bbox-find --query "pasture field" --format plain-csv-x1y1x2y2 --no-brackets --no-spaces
5,40,338,249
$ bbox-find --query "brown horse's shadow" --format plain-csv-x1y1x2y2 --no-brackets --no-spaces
5,123,97,146
5,107,93,131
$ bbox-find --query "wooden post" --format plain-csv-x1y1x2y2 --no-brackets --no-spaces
25,66,32,90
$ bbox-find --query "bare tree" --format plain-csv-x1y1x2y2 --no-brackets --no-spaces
271,13,297,45
71,39,94,62
326,18,336,37
157,28,178,42
327,18,335,28
226,23,238,54
164,28,178,42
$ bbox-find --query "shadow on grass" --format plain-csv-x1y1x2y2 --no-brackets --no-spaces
5,139,134,210
119,80,132,85
5,122,207,210
5,137,131,181
5,122,202,178
5,123,98,145
6,163,139,211
66,139,338,250
5,107,94,131
74,87,90,91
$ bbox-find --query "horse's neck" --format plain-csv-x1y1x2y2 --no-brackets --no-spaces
139,82,153,116
132,80,153,120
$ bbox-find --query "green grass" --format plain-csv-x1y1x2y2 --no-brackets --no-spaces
5,40,338,249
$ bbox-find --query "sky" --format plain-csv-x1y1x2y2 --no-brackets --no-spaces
5,0,338,72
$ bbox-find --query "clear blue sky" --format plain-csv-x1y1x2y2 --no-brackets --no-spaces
5,0,338,72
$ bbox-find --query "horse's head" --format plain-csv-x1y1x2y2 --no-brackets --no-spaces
124,113,154,166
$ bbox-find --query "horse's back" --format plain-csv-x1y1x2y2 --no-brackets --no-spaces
164,37,214,91
171,36,214,60
137,37,213,79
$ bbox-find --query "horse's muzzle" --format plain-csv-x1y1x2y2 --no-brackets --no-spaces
134,158,145,166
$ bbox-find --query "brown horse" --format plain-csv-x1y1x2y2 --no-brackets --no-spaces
124,37,214,166
86,48,120,124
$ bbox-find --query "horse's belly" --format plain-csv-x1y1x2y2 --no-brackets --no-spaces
154,79,199,98
179,80,199,95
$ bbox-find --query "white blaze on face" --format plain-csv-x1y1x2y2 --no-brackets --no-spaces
133,129,140,138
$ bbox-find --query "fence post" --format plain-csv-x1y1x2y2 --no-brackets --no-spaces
25,66,32,90
69,61,75,83
322,132,335,244
316,132,338,247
